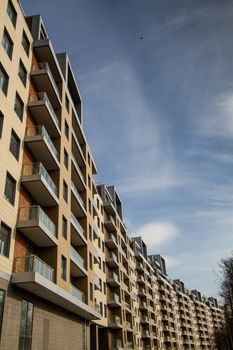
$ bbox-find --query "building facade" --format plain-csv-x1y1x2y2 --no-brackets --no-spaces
0,1,224,349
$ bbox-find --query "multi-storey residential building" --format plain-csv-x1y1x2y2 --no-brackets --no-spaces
0,1,224,350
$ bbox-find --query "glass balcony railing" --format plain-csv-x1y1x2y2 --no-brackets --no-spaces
110,315,121,326
107,251,118,263
107,233,117,245
71,155,85,183
22,163,57,195
109,293,120,303
71,212,86,239
70,246,85,269
32,62,60,99
29,92,60,129
108,271,119,283
26,125,58,160
122,249,127,259
18,206,56,237
71,182,85,207
14,255,54,282
70,284,85,302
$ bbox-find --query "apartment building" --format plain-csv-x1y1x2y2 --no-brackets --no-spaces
0,1,224,350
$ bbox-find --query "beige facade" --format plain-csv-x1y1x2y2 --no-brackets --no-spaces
0,1,224,350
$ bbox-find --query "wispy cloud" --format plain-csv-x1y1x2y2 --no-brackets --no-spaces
134,221,181,251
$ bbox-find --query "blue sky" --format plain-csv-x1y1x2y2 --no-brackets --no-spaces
21,0,233,297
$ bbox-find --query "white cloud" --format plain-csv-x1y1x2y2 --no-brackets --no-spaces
163,255,180,269
134,221,181,249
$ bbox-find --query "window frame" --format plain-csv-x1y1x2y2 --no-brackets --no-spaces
0,64,9,96
18,60,27,87
4,172,16,205
9,129,20,160
7,0,17,28
0,221,11,258
2,27,13,60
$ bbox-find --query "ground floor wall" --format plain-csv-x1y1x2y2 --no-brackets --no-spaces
0,275,88,350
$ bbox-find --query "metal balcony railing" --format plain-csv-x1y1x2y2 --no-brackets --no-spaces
14,255,54,282
22,163,57,195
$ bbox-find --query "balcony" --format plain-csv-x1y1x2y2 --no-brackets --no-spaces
126,321,133,332
94,273,100,290
108,293,121,307
104,199,115,215
120,233,126,247
70,246,87,277
92,198,98,216
105,215,117,232
125,301,132,313
136,262,144,272
28,93,60,138
105,233,118,249
124,284,130,295
142,330,150,338
31,62,61,109
71,155,86,191
122,265,129,279
17,206,57,247
93,246,99,263
21,163,58,206
110,339,124,350
138,288,146,296
25,126,59,170
72,131,86,167
138,275,145,284
109,315,122,329
107,271,120,287
141,315,149,324
122,249,127,262
12,255,99,320
106,252,118,267
71,182,86,218
70,284,85,303
70,212,87,247
33,38,63,86
139,302,147,310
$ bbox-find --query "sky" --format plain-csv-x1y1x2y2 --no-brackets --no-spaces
21,0,233,297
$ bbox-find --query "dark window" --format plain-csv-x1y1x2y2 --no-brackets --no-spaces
10,129,20,160
0,112,4,138
89,253,92,270
89,225,92,241
18,60,27,86
4,172,16,205
103,261,105,273
0,64,9,96
88,175,91,190
7,0,17,27
18,299,34,350
65,94,69,112
61,255,66,280
103,282,106,295
64,148,68,169
63,181,68,202
88,153,90,166
62,215,67,240
2,28,13,59
88,199,91,214
14,92,24,121
0,222,11,257
22,31,30,56
0,289,5,339
64,120,69,140
100,302,103,316
90,283,93,301
104,304,107,318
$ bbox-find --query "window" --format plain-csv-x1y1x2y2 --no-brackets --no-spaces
89,253,92,270
0,289,5,339
100,302,103,316
97,217,100,228
88,153,90,166
89,225,92,241
88,175,91,190
2,28,13,59
10,129,20,160
18,60,27,86
63,181,68,202
64,120,69,140
61,256,67,280
90,283,93,301
88,199,91,214
65,94,69,112
62,215,67,239
0,112,4,138
98,258,101,270
14,92,24,121
103,261,105,273
104,304,107,318
99,279,102,292
4,172,16,205
103,282,106,295
18,299,34,350
0,64,9,96
0,222,11,257
7,0,17,27
22,31,30,56
64,148,68,169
